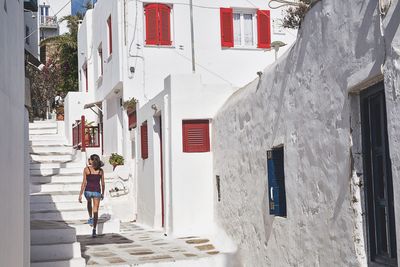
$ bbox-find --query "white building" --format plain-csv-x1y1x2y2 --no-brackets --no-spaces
212,0,400,266
38,0,72,41
1,0,31,266
66,0,296,236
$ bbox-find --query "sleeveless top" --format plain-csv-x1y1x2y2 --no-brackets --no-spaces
85,167,102,193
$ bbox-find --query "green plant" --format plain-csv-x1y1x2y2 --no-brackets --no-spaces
123,98,138,111
109,153,124,166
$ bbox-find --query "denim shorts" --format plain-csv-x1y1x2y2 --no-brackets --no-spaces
84,191,102,199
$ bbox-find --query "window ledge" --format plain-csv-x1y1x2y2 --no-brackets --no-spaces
144,45,176,49
223,47,272,51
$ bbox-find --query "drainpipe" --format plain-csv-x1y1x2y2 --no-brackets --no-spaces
189,0,196,73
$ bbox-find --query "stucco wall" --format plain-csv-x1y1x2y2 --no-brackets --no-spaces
137,74,234,236
213,0,399,266
382,0,400,264
0,0,29,266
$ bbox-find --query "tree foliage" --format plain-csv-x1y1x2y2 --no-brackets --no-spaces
282,0,312,29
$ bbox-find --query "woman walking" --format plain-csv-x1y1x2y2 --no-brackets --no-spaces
79,154,105,237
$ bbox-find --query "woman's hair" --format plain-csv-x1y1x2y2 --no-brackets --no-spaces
90,154,104,171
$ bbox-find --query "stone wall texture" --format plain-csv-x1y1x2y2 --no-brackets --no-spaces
213,0,400,266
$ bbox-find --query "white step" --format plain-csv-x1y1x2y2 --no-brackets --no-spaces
31,242,81,262
31,191,82,203
31,161,85,170
31,258,85,267
29,134,66,141
31,209,111,221
31,146,74,154
31,221,77,245
30,154,74,163
30,128,58,135
31,174,84,184
31,167,83,176
30,140,69,146
29,122,58,129
31,201,104,212
32,181,113,193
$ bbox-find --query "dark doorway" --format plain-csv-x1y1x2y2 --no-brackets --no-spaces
361,82,397,266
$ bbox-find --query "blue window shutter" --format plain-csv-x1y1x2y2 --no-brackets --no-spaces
267,152,277,215
268,147,287,217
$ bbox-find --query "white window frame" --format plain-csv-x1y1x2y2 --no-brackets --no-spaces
232,9,258,48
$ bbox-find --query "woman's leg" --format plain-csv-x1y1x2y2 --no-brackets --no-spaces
92,197,100,230
87,198,93,218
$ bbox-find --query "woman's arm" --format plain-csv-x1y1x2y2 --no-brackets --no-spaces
78,168,87,203
101,169,105,200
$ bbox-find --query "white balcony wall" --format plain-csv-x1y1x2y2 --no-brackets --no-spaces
0,0,29,266
137,74,234,235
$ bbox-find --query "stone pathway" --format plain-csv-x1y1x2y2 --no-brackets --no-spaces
78,222,221,266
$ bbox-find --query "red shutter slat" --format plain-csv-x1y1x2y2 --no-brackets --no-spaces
182,120,210,153
220,8,234,48
141,122,148,159
159,4,171,45
128,111,137,129
257,10,271,49
145,4,159,45
107,16,113,54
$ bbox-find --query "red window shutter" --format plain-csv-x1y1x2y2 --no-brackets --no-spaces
128,111,137,129
145,4,159,45
220,8,234,48
107,16,113,54
257,10,271,49
182,120,210,153
159,4,171,45
141,122,148,159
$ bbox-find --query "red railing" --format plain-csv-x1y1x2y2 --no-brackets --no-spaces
72,115,101,151
72,116,85,151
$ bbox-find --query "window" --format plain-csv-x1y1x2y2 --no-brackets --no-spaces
141,121,148,159
107,16,112,55
145,3,172,46
128,111,137,130
182,120,210,153
97,45,103,77
220,8,271,49
361,82,397,265
25,26,30,45
83,63,88,92
267,146,286,217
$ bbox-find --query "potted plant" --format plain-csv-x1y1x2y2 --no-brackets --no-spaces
123,97,138,114
109,153,124,170
56,105,64,121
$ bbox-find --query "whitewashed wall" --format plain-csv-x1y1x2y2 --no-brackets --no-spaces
0,0,29,266
78,0,297,159
382,0,400,264
137,74,234,236
212,0,400,266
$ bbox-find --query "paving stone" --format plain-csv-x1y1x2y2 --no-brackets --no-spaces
118,244,142,249
91,251,117,257
138,255,174,261
185,239,210,244
106,257,128,264
207,251,220,255
184,253,198,257
87,260,99,265
129,251,154,256
195,244,215,251
92,247,110,251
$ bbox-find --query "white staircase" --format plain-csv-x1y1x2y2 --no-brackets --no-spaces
29,120,120,267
